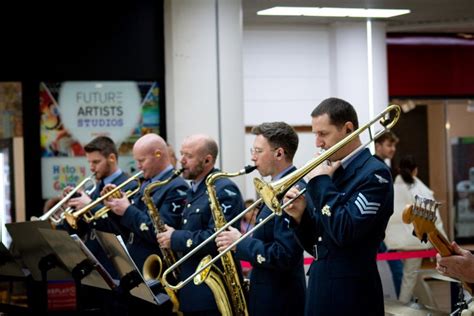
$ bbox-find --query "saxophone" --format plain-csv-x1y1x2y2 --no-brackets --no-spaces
142,168,184,315
195,165,256,316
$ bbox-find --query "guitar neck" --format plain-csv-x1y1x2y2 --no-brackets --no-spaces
428,229,453,257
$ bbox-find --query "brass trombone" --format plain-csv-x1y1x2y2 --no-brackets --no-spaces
64,170,144,229
32,173,97,225
162,104,401,291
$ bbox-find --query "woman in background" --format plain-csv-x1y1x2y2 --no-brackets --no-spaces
384,155,447,304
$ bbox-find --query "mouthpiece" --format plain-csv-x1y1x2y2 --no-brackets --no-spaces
243,165,257,174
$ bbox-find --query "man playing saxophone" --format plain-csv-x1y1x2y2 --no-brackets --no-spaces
104,133,189,271
216,122,306,316
157,134,245,316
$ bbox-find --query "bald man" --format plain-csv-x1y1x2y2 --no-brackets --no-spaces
157,134,245,315
105,133,189,270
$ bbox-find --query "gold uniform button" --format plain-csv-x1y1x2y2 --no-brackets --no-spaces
196,208,200,213
183,219,188,224
187,203,191,208
186,239,193,248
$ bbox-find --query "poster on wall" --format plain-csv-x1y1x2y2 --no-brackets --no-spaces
40,81,161,199
451,136,474,240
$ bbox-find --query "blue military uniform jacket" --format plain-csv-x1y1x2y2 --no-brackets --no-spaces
120,168,189,270
295,149,393,316
170,168,245,313
236,166,306,316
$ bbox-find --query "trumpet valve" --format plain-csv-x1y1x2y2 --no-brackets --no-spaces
64,212,78,230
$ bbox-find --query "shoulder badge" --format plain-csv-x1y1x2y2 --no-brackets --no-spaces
221,203,231,214
374,174,389,184
224,189,237,197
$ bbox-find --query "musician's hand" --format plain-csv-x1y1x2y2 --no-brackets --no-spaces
283,186,306,225
104,193,130,216
216,226,241,252
436,241,474,283
157,224,174,249
67,191,92,210
307,159,342,181
101,184,120,200
62,186,74,197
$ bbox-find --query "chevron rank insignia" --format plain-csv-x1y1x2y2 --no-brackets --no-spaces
355,192,380,215
186,239,193,248
139,223,149,231
374,174,389,184
256,254,266,264
321,204,331,216
224,189,237,197
177,189,187,196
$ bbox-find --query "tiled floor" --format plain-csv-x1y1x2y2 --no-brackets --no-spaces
381,258,473,315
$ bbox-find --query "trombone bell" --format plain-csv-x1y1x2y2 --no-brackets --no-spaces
253,178,282,216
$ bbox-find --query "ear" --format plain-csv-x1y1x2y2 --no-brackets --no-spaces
344,122,354,134
275,149,282,158
108,153,117,163
155,150,161,158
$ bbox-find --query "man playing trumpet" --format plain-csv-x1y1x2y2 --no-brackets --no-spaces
104,133,189,270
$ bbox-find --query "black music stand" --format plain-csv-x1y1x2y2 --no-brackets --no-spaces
6,221,71,313
37,228,119,313
94,231,169,306
0,242,30,314
5,221,70,282
0,242,26,278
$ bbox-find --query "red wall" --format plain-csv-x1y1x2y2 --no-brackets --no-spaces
387,37,474,97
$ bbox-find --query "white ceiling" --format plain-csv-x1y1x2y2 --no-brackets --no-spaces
242,0,474,33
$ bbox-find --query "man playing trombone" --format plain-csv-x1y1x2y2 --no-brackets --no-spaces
104,133,189,271
216,122,306,316
157,134,245,315
284,98,394,316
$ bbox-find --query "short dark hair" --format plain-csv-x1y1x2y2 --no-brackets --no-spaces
251,122,299,160
311,97,359,130
375,131,399,145
84,136,118,160
398,155,417,185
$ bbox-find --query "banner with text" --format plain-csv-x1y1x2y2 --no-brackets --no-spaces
40,81,160,199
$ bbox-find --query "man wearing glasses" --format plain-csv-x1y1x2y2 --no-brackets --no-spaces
216,122,306,316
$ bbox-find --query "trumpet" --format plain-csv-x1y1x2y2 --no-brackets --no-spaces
64,171,144,229
162,104,401,289
32,173,97,225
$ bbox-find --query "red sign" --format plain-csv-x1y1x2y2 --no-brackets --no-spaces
47,280,76,311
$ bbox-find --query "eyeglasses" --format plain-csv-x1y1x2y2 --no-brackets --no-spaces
250,147,278,155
